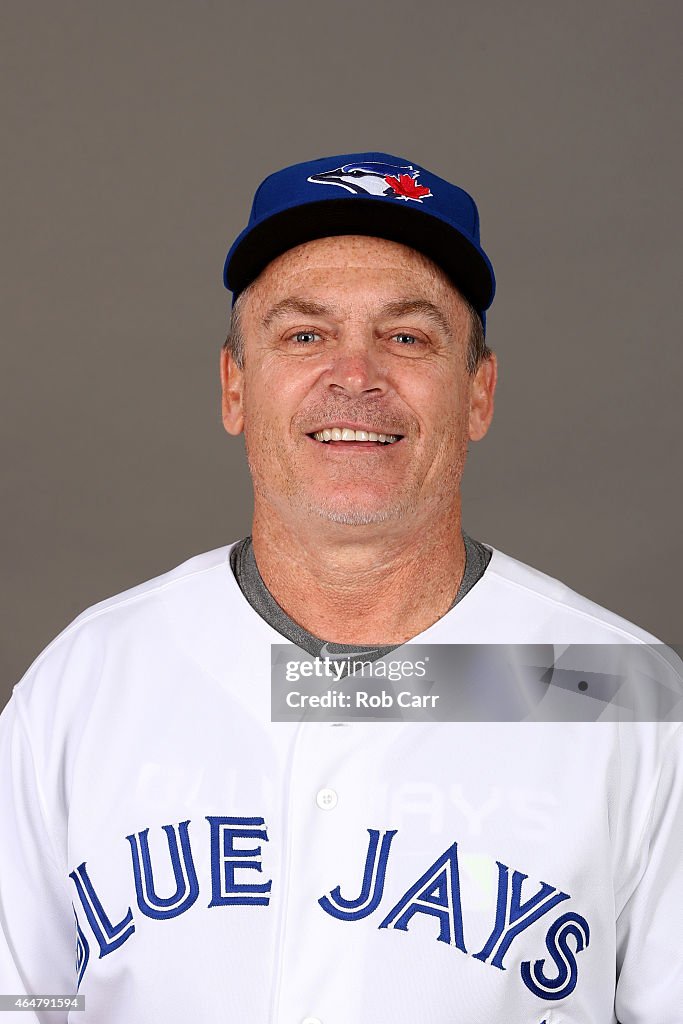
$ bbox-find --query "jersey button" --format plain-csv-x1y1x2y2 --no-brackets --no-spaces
315,787,338,810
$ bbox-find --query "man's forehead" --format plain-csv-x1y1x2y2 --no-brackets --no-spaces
244,235,465,314
258,233,448,276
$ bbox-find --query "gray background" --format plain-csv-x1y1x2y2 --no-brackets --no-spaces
2,1,681,706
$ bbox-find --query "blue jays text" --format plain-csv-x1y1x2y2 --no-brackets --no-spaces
70,817,590,1003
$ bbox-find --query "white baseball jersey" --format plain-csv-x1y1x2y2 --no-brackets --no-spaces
0,542,681,1023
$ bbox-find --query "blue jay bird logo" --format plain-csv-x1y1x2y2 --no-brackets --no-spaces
308,161,433,203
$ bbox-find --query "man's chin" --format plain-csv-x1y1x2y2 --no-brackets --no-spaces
317,508,394,526
305,497,411,527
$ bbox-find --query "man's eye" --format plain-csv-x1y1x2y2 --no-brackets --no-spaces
291,331,320,344
393,332,418,345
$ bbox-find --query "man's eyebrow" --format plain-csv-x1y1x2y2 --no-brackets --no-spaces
260,296,454,336
379,299,453,337
261,298,335,329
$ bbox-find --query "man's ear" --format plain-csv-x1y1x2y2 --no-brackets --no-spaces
468,352,497,442
220,346,245,435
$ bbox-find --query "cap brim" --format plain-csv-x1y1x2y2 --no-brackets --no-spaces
224,199,495,312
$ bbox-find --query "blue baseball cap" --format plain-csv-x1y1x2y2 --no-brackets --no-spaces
223,152,495,329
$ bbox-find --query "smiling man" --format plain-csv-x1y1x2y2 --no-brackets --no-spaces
0,152,681,1023
221,231,495,647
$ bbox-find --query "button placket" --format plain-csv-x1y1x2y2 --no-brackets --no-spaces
275,722,378,1023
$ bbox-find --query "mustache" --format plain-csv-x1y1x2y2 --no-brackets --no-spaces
296,401,414,436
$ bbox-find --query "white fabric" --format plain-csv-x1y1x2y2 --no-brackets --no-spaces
0,542,680,1023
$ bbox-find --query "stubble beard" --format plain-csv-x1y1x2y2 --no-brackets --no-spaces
250,467,418,526
300,490,417,526
246,424,468,530
250,456,466,529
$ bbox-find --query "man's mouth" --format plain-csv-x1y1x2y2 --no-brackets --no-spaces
308,427,403,445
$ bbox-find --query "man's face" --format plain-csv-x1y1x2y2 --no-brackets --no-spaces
221,235,496,531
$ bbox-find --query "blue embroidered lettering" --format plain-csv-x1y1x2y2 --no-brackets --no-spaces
319,829,397,921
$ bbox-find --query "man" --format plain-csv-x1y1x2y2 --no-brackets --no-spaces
0,152,680,1022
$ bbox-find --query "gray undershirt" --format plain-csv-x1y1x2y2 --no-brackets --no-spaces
229,532,491,660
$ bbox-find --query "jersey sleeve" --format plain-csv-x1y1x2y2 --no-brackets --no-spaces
614,724,683,1022
0,693,76,1022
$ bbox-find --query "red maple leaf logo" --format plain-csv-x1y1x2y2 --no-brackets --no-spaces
385,173,432,202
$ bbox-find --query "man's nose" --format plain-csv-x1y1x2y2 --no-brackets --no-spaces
325,336,387,397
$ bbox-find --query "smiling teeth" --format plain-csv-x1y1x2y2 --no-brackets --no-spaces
312,429,399,443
